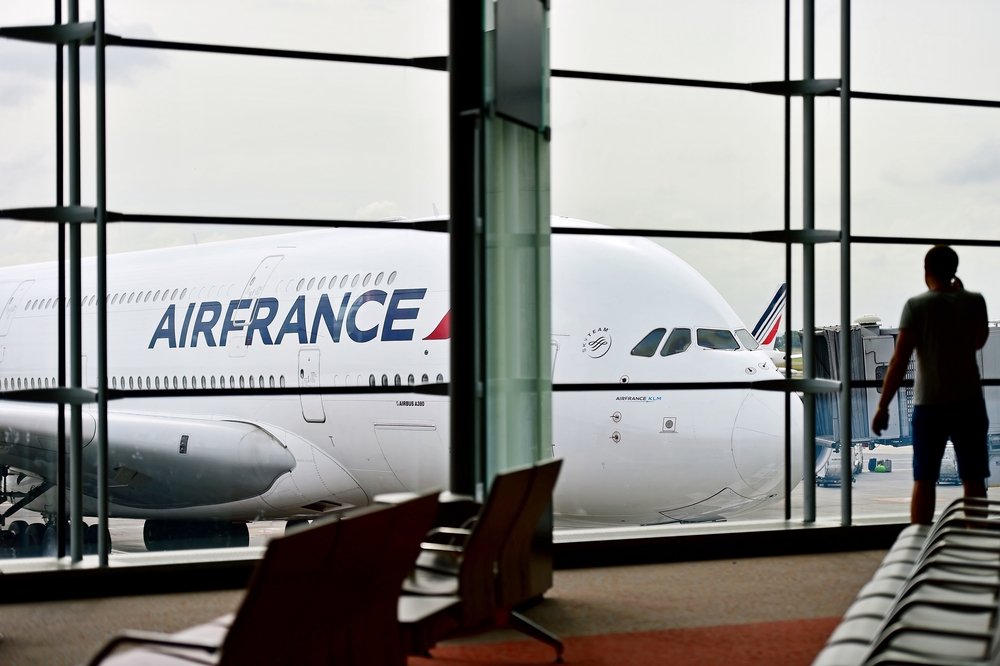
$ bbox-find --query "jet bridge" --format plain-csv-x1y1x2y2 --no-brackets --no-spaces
810,320,1000,484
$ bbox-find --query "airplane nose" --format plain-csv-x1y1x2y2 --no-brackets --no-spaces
731,390,804,494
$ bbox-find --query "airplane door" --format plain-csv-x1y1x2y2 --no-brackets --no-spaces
229,255,284,358
863,335,900,439
0,280,34,336
298,346,326,423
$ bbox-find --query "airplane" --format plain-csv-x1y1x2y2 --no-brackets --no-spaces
0,216,804,555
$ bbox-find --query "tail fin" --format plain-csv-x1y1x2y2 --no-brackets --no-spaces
751,283,786,349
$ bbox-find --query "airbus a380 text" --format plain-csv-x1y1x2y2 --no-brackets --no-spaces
0,217,803,553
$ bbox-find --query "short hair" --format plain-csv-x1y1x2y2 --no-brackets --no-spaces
925,245,959,282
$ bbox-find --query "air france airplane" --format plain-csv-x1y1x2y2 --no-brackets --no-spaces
0,216,803,555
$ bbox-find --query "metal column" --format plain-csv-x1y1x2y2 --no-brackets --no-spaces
448,0,486,497
839,0,853,526
783,0,793,521
801,0,817,523
95,0,110,565
67,0,84,562
55,0,68,559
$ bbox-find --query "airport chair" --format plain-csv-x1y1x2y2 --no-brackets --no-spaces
86,492,439,666
401,460,565,662
814,499,1000,666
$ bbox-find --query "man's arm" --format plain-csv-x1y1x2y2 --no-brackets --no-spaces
872,329,916,436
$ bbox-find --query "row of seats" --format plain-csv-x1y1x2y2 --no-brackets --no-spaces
83,457,563,666
814,497,1000,666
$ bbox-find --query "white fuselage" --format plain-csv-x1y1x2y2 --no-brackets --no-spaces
0,218,803,526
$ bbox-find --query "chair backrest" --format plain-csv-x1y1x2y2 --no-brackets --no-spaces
496,458,562,609
457,464,534,627
345,492,440,666
220,495,438,666
221,514,344,665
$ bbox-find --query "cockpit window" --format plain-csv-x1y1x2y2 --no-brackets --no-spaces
735,329,760,350
631,328,666,357
697,328,740,350
660,328,692,356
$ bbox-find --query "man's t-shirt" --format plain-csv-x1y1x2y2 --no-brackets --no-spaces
899,289,988,405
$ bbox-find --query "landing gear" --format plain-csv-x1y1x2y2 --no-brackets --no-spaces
143,519,250,551
0,520,75,559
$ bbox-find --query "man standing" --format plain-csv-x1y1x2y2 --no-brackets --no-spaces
872,245,989,524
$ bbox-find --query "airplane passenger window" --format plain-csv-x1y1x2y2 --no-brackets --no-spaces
436,373,444,383
173,377,178,389
407,374,414,386
17,378,21,389
230,376,234,388
280,375,285,388
180,288,187,300
128,377,134,389
317,277,326,290
182,376,188,389
240,376,245,388
363,273,372,286
296,279,305,292
199,376,205,389
153,377,159,389
44,378,48,388
259,375,264,388
307,278,315,291
137,292,144,303
211,376,216,389
269,376,275,388
218,376,225,388
45,298,52,309
421,374,428,384
697,329,740,351
661,328,692,356
340,275,349,289
30,378,34,388
351,274,360,288
735,329,760,350
146,377,151,389
631,328,667,357
128,293,135,304
249,375,254,388
388,271,397,285
153,290,161,302
111,376,116,389
144,292,151,303
375,272,384,286
381,374,388,387
394,374,401,386
23,301,29,310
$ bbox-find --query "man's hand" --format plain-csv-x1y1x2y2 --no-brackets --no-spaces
872,407,889,436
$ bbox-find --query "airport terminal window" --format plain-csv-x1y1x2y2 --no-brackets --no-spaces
660,328,692,357
736,329,760,351
631,328,667,357
697,329,740,351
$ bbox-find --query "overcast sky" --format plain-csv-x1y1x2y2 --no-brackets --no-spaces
1,0,999,328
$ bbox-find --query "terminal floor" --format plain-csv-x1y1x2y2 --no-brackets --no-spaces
0,549,886,666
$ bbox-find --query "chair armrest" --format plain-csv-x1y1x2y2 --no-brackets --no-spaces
423,526,472,543
420,542,464,553
87,630,221,666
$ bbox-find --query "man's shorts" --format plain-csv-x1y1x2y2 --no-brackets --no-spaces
912,395,989,481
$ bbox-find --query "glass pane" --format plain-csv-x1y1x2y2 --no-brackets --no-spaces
551,0,785,83
552,80,784,233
